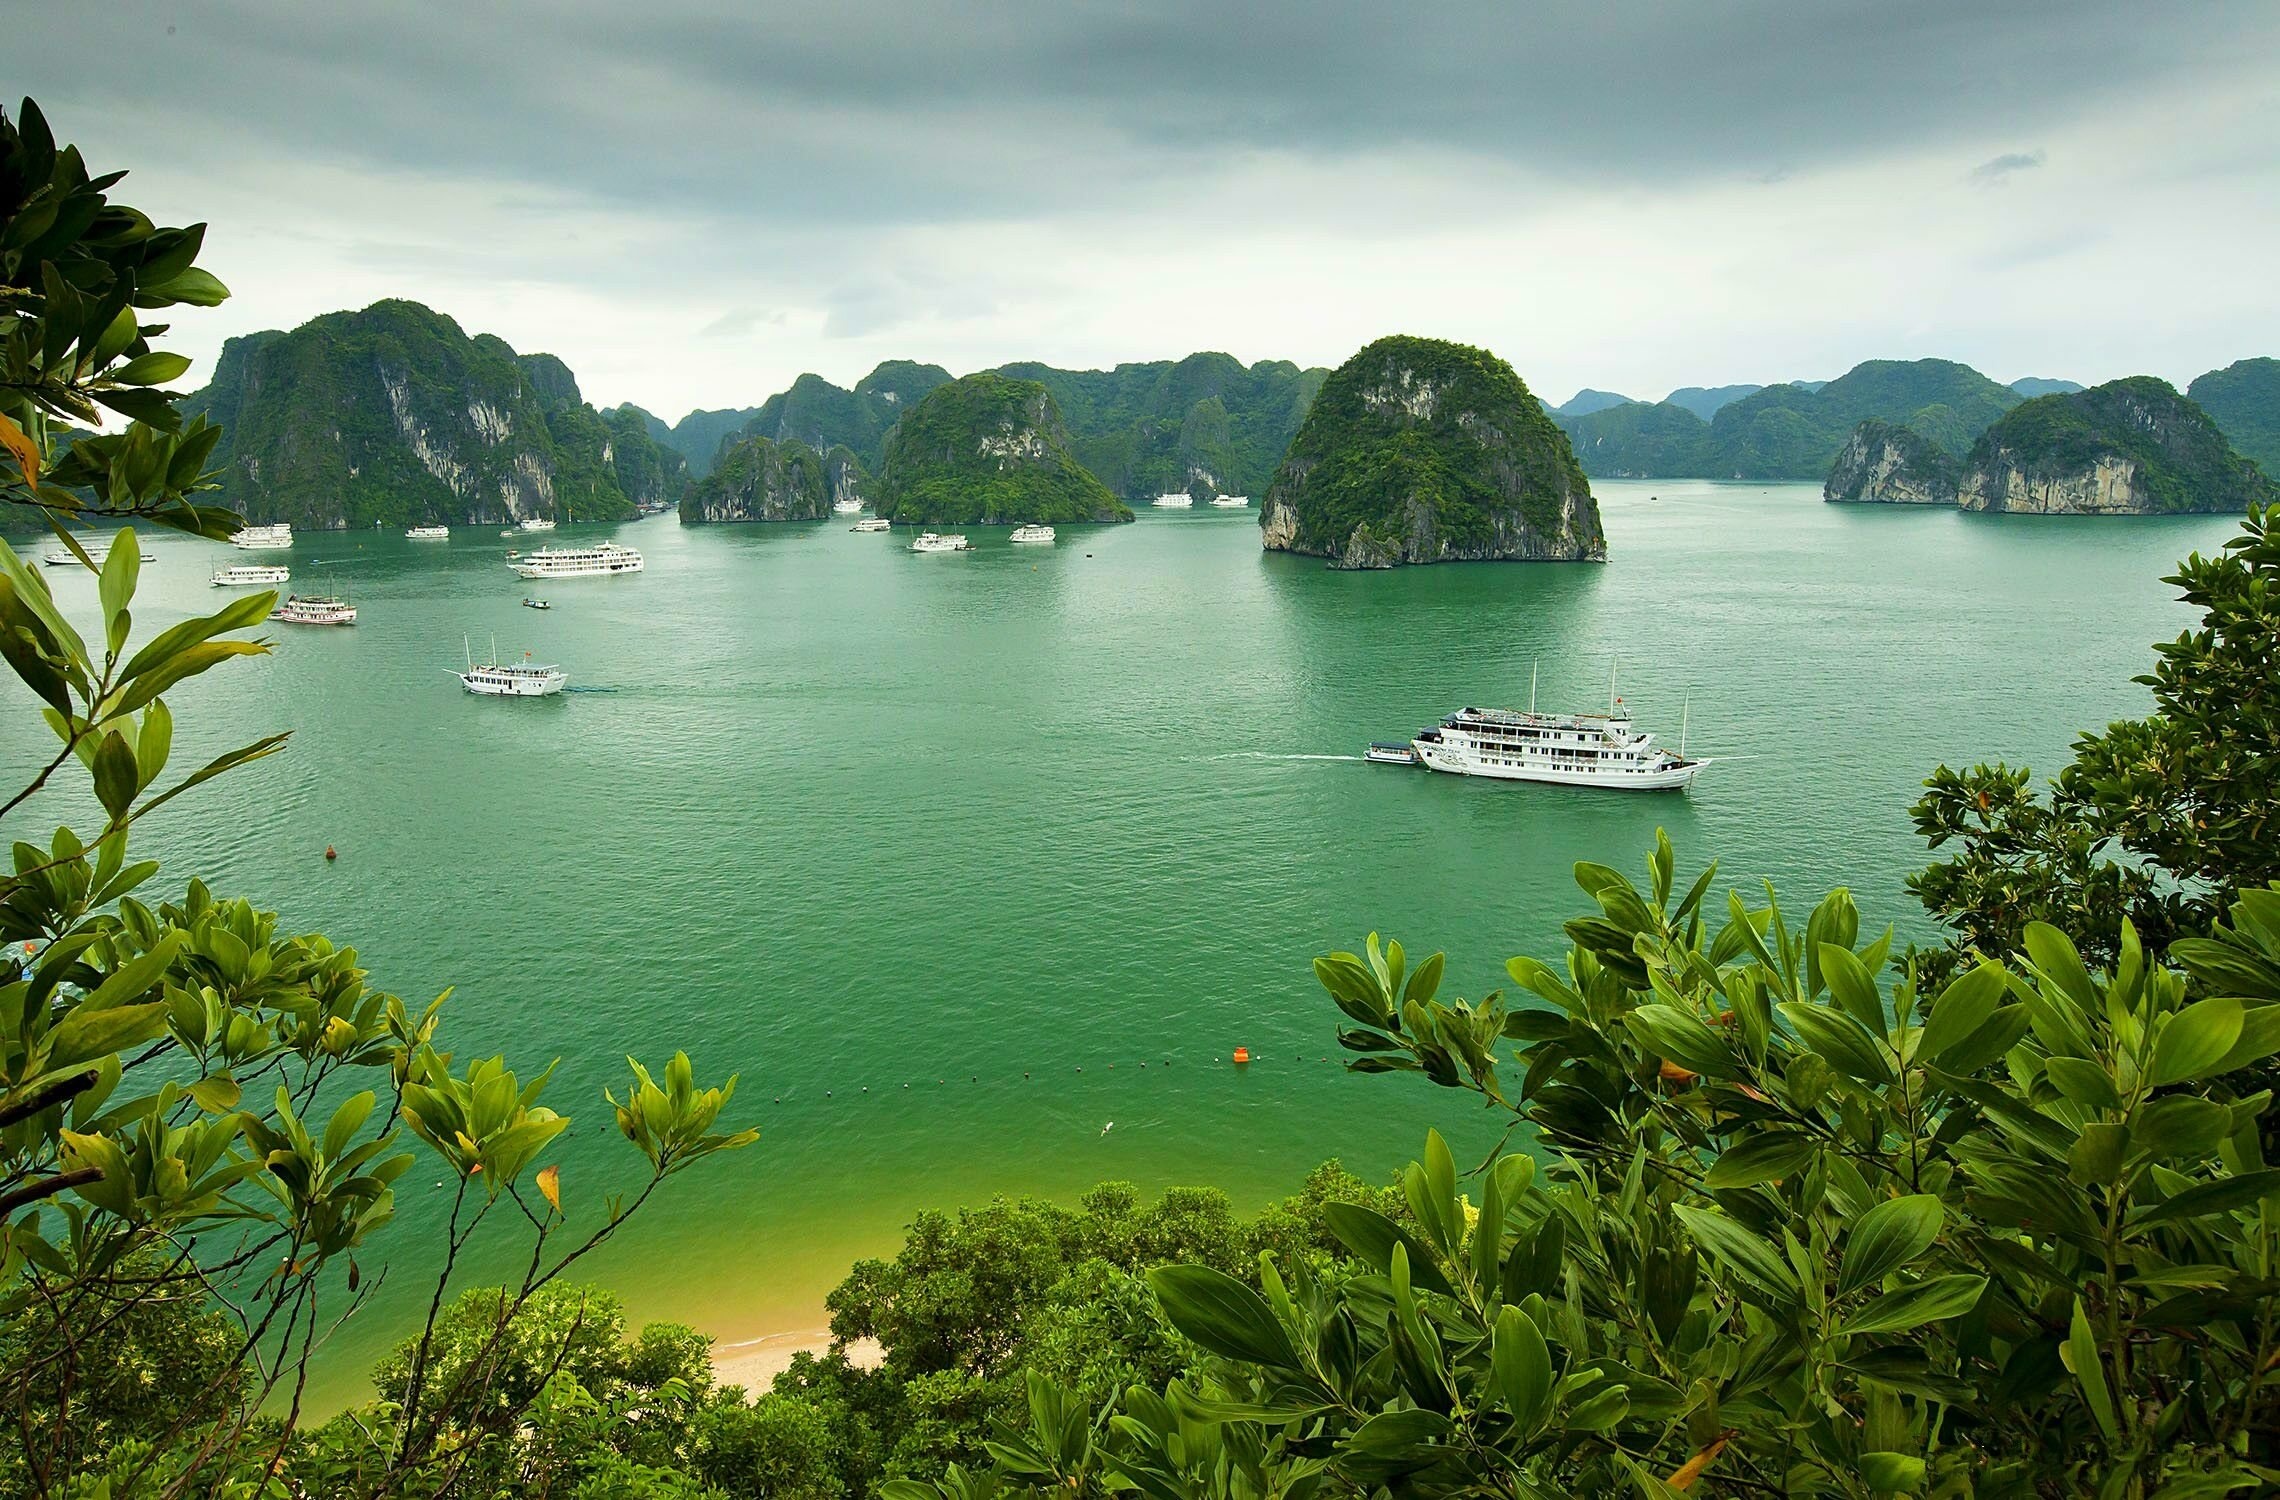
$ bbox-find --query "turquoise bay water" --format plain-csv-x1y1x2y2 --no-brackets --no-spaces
0,484,2238,1401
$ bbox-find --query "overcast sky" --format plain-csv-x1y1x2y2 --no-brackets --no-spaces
16,1,2280,421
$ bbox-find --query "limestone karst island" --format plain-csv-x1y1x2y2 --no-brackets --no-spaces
7,6,2280,1498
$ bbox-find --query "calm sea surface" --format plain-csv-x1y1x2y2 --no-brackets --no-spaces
0,482,2240,1403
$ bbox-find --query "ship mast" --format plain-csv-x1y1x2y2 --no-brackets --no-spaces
1607,656,1619,716
1530,661,1538,714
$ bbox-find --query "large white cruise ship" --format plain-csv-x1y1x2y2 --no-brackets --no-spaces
406,524,449,539
509,542,643,579
518,517,558,533
1411,701,1707,790
212,564,290,587
1152,492,1194,508
230,523,293,549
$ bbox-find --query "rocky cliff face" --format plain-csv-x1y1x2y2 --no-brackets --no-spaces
873,374,1132,526
1259,335,1604,569
823,445,867,508
1824,420,1961,504
678,434,830,522
183,301,682,527
1957,378,2276,515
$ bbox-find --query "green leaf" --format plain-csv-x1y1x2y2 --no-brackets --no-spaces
46,1002,169,1069
1491,1304,1553,1433
91,731,138,820
1623,1004,1735,1078
1148,1265,1299,1369
1344,1407,1452,1456
98,529,139,654
1819,942,1885,1029
2064,1295,2120,1444
2129,1169,2280,1228
2043,1055,2119,1110
107,352,192,386
1840,1195,1943,1296
1778,1001,1895,1085
1833,1274,1985,1336
2151,998,2246,1086
1323,1202,1456,1296
2024,922,2098,1008
1917,961,2006,1063
1673,1205,1800,1301
1860,1453,1926,1493
1701,1131,1820,1189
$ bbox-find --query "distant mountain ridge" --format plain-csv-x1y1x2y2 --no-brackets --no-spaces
688,353,1327,504
1552,389,1634,417
1549,358,2024,479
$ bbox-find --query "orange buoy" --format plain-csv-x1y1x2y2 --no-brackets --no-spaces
1232,1047,1251,1065
324,846,337,861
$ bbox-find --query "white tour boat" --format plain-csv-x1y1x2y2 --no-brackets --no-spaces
518,517,558,533
212,564,290,588
911,532,971,553
230,523,293,549
1365,741,1420,766
406,524,450,540
454,637,565,697
40,549,74,567
852,518,893,533
832,498,864,515
272,594,357,626
1152,492,1194,508
1009,524,1056,544
1410,671,1706,791
509,542,643,579
1211,494,1251,507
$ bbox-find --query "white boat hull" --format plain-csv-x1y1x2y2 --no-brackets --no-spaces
458,670,565,697
511,558,644,578
1414,739,1704,790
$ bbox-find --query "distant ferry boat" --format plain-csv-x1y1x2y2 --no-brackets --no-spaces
1152,493,1194,508
272,594,356,626
212,564,290,588
230,523,293,549
518,517,557,533
911,532,970,553
454,638,565,697
832,498,864,515
406,524,449,539
1009,524,1056,544
48,548,155,564
1211,494,1250,507
851,517,893,532
510,542,643,579
1411,699,1706,790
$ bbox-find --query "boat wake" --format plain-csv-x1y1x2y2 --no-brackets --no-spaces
1208,752,1365,763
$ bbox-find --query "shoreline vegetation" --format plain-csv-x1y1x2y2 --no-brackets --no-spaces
9,90,2280,1499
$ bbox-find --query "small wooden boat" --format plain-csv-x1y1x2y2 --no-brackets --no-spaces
522,597,551,610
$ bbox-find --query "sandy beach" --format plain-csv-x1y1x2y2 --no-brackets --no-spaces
710,1329,884,1394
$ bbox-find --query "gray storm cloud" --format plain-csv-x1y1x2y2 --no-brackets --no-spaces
11,1,2279,417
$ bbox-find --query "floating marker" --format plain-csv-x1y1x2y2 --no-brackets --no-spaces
1232,1047,1251,1065
324,845,337,861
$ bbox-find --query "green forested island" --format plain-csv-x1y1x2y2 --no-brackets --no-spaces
679,433,833,523
2188,357,2280,476
167,295,2279,526
1958,377,2277,513
669,352,1324,503
871,373,1133,526
180,300,683,528
1826,377,2276,513
1258,335,1604,568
